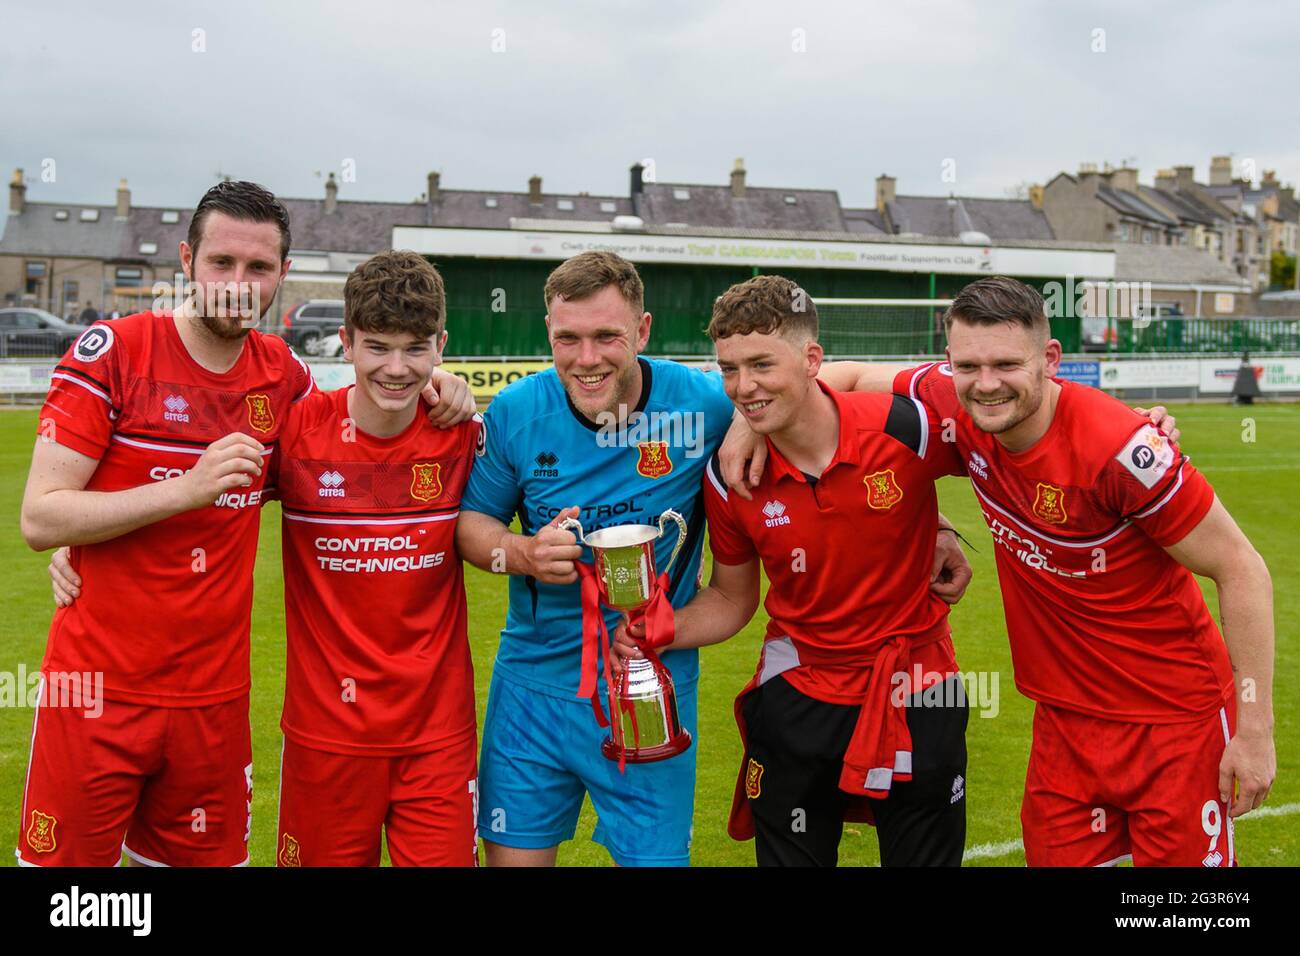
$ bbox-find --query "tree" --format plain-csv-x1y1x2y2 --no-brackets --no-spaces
1269,250,1296,289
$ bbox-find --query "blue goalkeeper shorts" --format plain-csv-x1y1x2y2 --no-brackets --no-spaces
478,671,697,866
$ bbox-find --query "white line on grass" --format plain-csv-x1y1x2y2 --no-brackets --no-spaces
964,802,1300,862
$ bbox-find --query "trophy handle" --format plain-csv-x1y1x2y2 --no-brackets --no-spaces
657,509,688,578
557,516,586,545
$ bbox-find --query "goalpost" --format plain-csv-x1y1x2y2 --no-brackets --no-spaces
813,298,953,360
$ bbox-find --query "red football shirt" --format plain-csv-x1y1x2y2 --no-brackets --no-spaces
38,313,315,706
894,362,1232,722
274,386,478,756
704,381,965,704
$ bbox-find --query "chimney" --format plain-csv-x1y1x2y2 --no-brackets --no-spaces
1155,168,1177,191
1262,169,1278,187
1173,165,1196,190
324,173,338,214
1029,184,1044,209
730,158,746,198
629,162,645,198
1210,156,1233,186
528,175,542,205
1077,162,1101,195
1108,166,1138,193
9,168,25,216
875,174,896,213
427,171,440,203
115,178,131,219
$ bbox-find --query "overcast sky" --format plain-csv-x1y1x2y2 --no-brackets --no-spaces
2,0,1296,215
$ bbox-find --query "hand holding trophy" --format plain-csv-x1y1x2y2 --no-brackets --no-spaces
561,509,693,769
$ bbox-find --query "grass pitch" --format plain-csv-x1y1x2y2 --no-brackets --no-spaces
1,402,1296,866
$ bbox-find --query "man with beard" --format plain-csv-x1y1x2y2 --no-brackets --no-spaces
892,276,1275,866
17,182,471,866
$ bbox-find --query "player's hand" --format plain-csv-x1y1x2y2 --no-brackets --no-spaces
930,529,972,605
522,506,584,584
1219,725,1276,817
178,432,265,508
1132,405,1180,444
610,616,646,678
49,546,82,608
423,369,476,428
720,412,767,501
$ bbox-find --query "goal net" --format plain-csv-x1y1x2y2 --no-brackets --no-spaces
813,298,952,359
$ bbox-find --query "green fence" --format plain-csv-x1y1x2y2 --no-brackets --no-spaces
1107,317,1300,354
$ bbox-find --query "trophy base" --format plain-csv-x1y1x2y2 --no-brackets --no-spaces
601,731,692,764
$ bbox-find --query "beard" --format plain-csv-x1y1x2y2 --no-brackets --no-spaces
966,380,1043,434
198,312,252,341
188,276,275,340
564,360,641,420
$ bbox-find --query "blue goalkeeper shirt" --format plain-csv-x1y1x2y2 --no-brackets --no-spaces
461,357,735,699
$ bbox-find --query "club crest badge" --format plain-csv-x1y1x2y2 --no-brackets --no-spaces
863,469,904,510
1032,482,1068,525
745,758,764,799
636,441,673,479
246,393,274,433
26,810,57,854
278,833,302,867
410,462,443,502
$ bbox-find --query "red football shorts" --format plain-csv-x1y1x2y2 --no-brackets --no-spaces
276,734,478,867
1021,698,1237,867
16,683,252,867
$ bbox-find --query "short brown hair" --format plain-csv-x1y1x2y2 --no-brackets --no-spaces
944,276,1047,339
343,250,446,340
188,180,292,263
543,251,644,317
707,275,818,342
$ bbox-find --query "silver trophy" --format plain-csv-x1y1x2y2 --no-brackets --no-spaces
561,510,693,763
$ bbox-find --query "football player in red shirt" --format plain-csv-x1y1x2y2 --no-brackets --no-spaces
615,275,974,866
271,251,479,867
893,276,1275,867
20,184,471,867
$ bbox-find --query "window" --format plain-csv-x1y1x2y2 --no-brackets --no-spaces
25,262,47,279
115,267,144,288
80,209,100,221
784,195,798,205
161,210,180,224
556,199,575,211
62,280,79,309
139,241,158,255
673,188,690,200
54,209,69,221
1119,223,1130,241
1142,229,1153,244
600,201,616,213
484,197,498,208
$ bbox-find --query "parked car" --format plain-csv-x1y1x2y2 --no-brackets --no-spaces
280,300,345,356
0,307,85,357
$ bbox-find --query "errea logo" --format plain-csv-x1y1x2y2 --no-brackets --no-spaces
762,500,791,528
968,451,989,480
318,470,345,498
533,451,559,478
951,774,965,804
163,394,190,423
